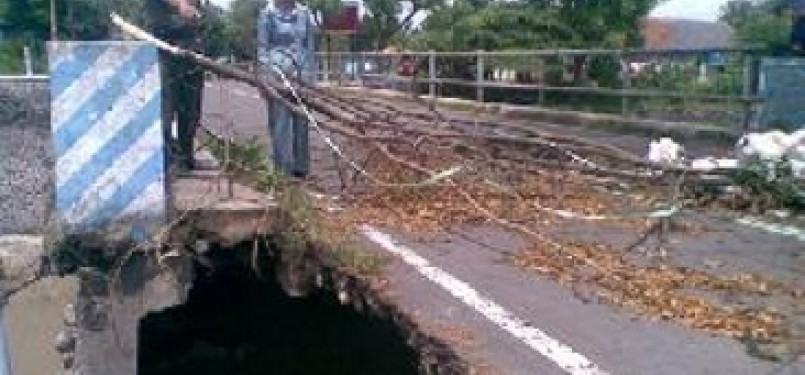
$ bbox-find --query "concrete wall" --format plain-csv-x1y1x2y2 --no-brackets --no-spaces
0,235,72,375
64,253,193,375
0,76,53,235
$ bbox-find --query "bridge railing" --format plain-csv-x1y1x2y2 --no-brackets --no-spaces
314,48,762,129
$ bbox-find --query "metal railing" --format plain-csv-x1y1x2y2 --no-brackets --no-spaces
314,48,762,128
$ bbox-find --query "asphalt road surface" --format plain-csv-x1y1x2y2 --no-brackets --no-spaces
202,80,805,375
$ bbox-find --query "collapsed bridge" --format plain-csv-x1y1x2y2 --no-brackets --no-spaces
0,16,802,375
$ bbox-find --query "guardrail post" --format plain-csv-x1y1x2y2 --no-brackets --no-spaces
323,34,332,84
358,52,365,80
428,50,436,98
619,53,630,116
742,54,756,130
476,50,484,102
322,54,330,84
538,56,546,106
23,46,32,76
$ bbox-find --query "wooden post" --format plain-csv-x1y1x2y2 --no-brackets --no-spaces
428,50,436,98
476,50,484,102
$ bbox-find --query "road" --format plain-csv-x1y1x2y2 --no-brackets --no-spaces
202,79,805,375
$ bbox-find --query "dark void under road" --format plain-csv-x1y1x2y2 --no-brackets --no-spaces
138,248,419,375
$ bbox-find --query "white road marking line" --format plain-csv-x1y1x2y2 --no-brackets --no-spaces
361,225,610,375
736,217,805,242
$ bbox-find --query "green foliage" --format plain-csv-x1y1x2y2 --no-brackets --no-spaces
0,38,29,74
408,0,662,51
721,0,792,53
358,0,447,50
206,135,281,192
0,0,147,72
224,0,267,60
730,160,805,211
0,0,51,39
588,56,622,88
200,1,231,57
204,132,383,275
0,0,147,40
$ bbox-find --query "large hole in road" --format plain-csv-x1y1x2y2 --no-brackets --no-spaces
137,244,420,375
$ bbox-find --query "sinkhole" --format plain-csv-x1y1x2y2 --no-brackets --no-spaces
137,244,420,375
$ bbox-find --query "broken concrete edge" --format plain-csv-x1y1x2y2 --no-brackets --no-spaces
336,87,743,144
61,247,193,375
48,232,472,375
261,233,474,375
198,128,386,273
14,190,470,373
0,235,49,297
196,131,477,375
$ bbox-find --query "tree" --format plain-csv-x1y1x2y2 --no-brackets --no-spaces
409,0,663,51
359,0,447,50
721,0,792,53
200,0,231,57
0,0,146,73
0,0,146,40
224,0,267,60
0,0,50,39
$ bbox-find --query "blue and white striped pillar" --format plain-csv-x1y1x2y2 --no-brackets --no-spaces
48,41,167,242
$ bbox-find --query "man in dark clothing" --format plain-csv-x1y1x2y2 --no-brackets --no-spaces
145,0,203,171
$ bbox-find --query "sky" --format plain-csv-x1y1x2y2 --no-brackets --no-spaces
650,0,731,21
209,0,732,22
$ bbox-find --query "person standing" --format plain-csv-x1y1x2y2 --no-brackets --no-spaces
145,0,204,171
257,0,316,178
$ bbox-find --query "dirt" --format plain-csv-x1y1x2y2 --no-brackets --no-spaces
6,276,79,375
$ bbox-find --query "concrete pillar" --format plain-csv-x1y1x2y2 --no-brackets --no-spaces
47,41,168,244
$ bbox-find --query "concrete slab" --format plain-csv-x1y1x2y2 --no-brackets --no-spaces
171,165,279,246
